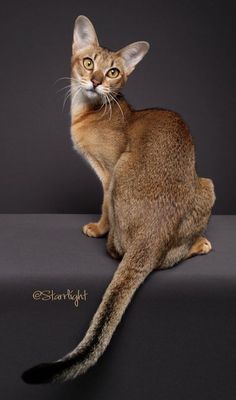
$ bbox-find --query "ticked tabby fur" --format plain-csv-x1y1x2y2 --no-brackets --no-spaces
22,15,215,384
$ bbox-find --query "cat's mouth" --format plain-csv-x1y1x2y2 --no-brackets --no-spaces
85,87,100,98
86,88,97,93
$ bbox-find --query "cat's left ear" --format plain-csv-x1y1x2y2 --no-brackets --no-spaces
73,15,99,52
117,41,150,75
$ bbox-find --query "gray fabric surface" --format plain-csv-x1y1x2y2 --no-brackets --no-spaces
0,214,236,399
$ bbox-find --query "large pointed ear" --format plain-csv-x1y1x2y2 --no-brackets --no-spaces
73,15,99,52
117,41,150,74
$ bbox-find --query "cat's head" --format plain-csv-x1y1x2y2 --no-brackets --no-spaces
71,16,150,103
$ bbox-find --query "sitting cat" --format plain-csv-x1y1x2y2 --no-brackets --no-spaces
22,15,215,384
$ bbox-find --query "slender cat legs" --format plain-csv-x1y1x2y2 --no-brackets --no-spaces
83,220,109,237
83,183,111,237
83,199,110,237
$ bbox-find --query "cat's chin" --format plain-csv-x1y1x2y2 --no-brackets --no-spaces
84,88,100,100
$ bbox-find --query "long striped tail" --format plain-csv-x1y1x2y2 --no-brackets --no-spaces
22,242,166,384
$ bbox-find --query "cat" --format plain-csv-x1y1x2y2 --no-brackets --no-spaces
22,15,215,384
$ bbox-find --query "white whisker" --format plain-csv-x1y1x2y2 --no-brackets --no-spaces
56,84,72,94
108,95,112,120
109,92,125,121
101,95,108,117
54,76,77,84
70,87,82,108
63,89,72,110
63,85,81,110
104,94,112,120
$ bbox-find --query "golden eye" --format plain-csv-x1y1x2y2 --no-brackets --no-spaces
83,58,94,70
107,68,120,78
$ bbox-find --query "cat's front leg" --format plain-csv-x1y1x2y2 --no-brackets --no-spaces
83,182,110,238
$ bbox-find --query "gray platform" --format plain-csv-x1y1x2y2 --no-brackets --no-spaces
0,214,236,399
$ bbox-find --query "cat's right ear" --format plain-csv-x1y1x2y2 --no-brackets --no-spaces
73,15,99,52
117,41,150,75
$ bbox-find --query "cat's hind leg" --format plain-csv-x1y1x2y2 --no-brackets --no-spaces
160,243,189,269
106,188,124,260
160,178,215,269
185,236,212,259
160,236,212,269
106,229,122,260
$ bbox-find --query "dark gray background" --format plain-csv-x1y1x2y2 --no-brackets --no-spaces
0,0,235,214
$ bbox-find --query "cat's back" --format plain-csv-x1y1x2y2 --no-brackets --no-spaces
122,107,196,185
131,107,191,141
128,107,194,158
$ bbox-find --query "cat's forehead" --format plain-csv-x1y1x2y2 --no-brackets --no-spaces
74,46,122,68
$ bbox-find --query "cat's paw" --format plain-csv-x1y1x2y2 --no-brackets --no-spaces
83,222,108,238
188,236,212,258
198,238,212,254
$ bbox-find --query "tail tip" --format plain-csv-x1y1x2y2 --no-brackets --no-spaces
21,362,62,385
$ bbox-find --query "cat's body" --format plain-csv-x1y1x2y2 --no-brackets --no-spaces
22,16,215,384
71,96,213,266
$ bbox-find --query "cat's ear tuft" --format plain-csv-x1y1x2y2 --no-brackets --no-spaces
73,15,99,52
118,41,150,74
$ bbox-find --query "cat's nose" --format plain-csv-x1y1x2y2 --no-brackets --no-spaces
91,78,101,88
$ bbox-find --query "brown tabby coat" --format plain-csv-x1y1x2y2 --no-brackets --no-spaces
22,15,215,384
